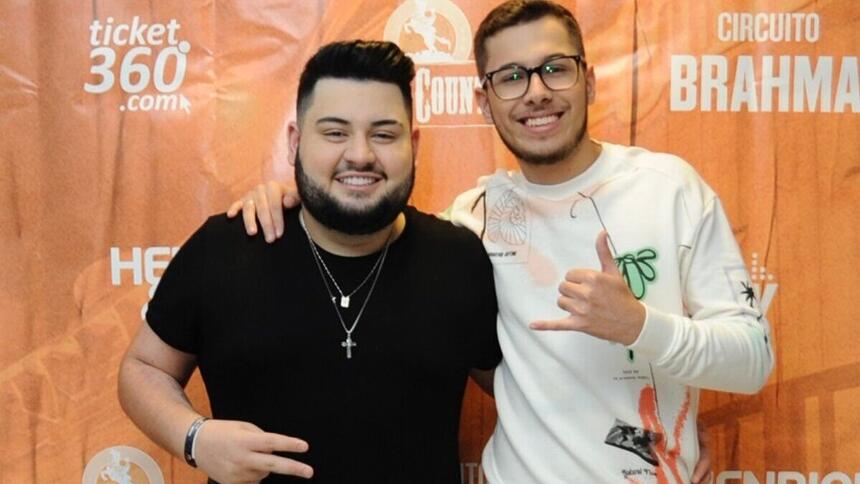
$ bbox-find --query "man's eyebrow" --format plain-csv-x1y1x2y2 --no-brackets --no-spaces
315,117,403,128
493,53,576,71
370,119,403,128
316,116,349,125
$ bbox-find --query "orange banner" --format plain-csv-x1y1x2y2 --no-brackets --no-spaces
1,1,858,482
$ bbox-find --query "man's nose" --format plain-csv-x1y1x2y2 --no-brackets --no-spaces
343,137,377,166
522,71,552,105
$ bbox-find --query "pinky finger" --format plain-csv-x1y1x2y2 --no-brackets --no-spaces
227,200,244,218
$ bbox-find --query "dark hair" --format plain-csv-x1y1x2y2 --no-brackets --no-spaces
473,0,585,77
296,40,415,122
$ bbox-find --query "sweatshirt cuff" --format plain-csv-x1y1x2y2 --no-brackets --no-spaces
626,303,677,362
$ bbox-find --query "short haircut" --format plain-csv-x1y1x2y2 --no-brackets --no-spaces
473,0,585,77
296,40,415,123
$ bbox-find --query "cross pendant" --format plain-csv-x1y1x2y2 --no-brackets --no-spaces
341,335,357,359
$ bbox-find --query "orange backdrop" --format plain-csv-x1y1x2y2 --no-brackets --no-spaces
1,1,858,482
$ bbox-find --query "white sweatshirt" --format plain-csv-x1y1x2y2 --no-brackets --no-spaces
448,142,773,483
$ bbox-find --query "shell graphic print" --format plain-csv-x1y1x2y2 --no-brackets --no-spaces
487,189,527,245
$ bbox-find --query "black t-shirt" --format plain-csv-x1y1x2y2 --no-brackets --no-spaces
147,206,500,483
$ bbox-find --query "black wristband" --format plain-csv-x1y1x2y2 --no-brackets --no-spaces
183,416,209,468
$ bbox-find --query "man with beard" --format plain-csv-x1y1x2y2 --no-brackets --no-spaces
117,41,500,484
232,1,773,482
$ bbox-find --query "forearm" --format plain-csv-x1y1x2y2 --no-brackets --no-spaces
635,195,775,393
118,357,202,458
629,305,773,393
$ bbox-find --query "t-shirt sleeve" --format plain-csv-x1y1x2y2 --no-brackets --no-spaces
627,196,774,393
145,218,210,354
467,235,501,371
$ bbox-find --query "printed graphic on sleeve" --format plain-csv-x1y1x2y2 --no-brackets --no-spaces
740,280,757,308
725,265,761,312
725,255,776,354
724,263,773,328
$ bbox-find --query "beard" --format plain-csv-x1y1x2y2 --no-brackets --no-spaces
497,94,589,166
294,152,415,235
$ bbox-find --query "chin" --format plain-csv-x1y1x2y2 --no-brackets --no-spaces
507,139,574,166
337,195,382,210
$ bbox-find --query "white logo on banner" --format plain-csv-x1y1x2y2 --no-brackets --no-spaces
110,246,179,321
384,0,471,64
669,11,859,113
82,446,164,484
716,470,860,484
384,1,488,126
84,17,192,113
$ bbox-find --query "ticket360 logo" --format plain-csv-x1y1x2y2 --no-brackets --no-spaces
84,16,191,113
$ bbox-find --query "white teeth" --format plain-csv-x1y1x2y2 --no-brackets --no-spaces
525,115,559,127
339,176,377,186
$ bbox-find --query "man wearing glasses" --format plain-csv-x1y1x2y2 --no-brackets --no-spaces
232,1,773,482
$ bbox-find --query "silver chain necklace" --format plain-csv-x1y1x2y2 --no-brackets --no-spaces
299,212,392,359
305,228,387,309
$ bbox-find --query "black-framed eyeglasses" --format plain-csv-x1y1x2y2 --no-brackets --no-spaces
483,55,586,100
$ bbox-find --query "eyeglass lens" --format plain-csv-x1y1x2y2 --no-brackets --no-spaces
490,57,580,100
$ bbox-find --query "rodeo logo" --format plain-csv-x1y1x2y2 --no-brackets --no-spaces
384,0,488,126
82,446,164,484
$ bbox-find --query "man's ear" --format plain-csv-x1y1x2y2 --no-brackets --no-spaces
411,127,421,164
476,86,494,124
287,121,300,166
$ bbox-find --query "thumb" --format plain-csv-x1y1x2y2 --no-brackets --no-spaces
596,231,620,275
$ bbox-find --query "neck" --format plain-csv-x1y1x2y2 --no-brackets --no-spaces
518,138,602,185
300,208,405,257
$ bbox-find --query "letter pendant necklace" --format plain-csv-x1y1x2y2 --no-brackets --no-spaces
309,234,386,309
299,212,391,359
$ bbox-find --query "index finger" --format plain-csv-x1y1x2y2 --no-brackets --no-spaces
247,432,309,454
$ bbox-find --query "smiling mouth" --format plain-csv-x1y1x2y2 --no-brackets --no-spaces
335,175,382,187
520,112,562,127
